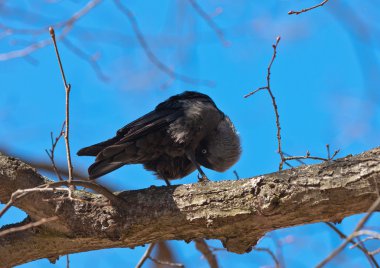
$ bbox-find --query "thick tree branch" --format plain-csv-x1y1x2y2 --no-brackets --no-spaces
1,147,380,267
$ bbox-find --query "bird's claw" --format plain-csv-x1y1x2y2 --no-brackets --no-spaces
197,173,210,183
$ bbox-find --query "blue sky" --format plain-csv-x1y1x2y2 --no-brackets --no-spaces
1,0,380,267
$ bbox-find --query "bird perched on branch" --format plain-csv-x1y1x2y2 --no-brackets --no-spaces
77,91,241,185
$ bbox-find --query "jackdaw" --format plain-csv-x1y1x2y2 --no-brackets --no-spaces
77,91,241,185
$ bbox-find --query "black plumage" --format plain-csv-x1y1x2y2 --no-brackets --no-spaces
77,91,241,184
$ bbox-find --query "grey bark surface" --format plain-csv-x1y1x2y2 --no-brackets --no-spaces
0,148,380,267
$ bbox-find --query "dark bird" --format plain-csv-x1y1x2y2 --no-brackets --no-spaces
77,91,241,185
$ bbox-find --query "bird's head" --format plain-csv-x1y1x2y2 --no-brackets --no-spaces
195,116,241,172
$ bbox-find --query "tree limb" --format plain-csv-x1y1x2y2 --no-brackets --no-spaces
0,147,380,267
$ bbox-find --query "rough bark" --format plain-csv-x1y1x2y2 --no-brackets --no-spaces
0,147,380,267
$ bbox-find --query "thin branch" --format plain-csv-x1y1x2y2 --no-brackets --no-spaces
187,0,229,46
0,187,69,219
44,180,127,206
194,239,219,268
326,144,331,160
371,248,380,256
0,192,27,219
49,27,73,184
254,247,280,268
148,257,184,267
245,36,285,170
317,197,380,267
61,38,109,81
325,222,379,268
350,237,379,249
113,0,214,87
66,255,70,268
0,180,124,221
136,243,156,268
284,154,328,162
352,230,380,240
45,121,66,181
0,0,102,61
288,0,330,15
244,39,341,170
266,232,286,268
0,216,59,237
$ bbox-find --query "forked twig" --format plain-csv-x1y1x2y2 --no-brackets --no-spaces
317,197,380,267
245,37,340,170
245,37,285,170
45,121,66,181
49,26,74,184
325,222,379,268
136,243,156,268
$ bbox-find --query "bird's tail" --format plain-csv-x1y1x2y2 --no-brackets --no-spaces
88,160,125,179
77,136,120,156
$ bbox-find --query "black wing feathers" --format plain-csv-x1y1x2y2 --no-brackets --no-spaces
77,91,211,179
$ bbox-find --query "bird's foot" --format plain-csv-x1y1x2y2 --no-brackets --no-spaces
197,173,210,183
164,178,171,186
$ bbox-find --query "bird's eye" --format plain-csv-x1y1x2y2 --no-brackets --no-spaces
201,149,207,154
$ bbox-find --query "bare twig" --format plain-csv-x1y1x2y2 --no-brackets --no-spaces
194,239,219,268
317,197,380,267
283,152,306,165
348,230,380,256
45,121,66,181
326,144,331,160
61,38,109,81
0,0,102,61
0,187,69,219
266,232,286,268
148,257,184,267
66,255,70,268
49,27,74,184
136,243,156,268
44,180,127,206
282,148,340,166
284,154,328,162
245,36,285,170
330,149,340,160
0,216,59,237
245,41,341,170
325,222,379,268
351,230,380,241
113,0,214,87
371,248,380,256
288,0,330,15
254,247,280,268
187,0,229,46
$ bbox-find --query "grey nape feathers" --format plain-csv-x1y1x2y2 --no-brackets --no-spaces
77,91,241,185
